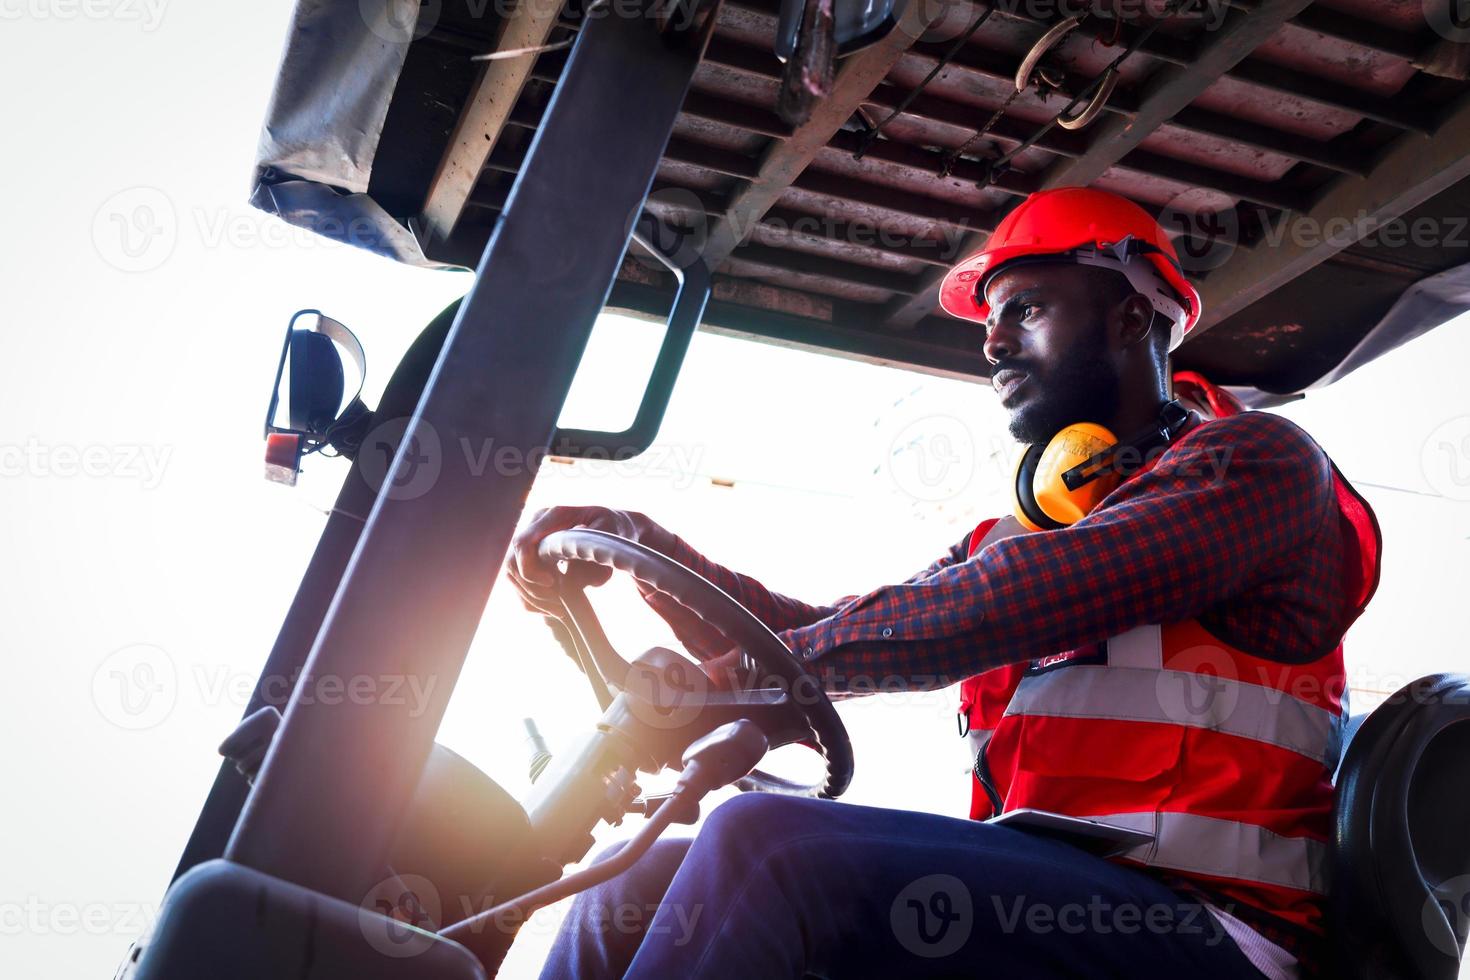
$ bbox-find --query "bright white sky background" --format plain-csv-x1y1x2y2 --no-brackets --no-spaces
2,4,1469,978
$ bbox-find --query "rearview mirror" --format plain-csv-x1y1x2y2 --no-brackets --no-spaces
263,310,368,484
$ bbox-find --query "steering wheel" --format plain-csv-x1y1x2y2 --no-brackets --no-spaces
537,528,853,799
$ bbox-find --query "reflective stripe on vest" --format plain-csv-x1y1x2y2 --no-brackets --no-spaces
1005,627,1346,768
989,621,1343,906
1088,811,1330,895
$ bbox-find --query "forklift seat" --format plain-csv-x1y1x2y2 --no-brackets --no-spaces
1330,674,1470,980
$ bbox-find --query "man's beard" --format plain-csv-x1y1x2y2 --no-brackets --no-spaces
1003,319,1121,445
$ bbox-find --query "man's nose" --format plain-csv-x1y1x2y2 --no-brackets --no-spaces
982,319,1017,365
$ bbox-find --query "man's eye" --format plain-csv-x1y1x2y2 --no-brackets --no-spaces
1021,304,1041,321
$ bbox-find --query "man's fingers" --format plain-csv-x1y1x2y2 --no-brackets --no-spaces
506,563,564,617
562,559,612,590
513,505,604,586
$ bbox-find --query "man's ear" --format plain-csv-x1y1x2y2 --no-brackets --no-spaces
1115,293,1156,349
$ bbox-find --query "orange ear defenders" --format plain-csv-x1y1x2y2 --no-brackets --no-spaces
1012,400,1191,531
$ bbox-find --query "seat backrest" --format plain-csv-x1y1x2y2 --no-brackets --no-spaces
1331,673,1470,980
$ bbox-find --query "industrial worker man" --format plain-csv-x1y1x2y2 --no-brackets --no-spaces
509,187,1380,979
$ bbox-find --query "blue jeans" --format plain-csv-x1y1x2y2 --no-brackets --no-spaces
540,795,1266,978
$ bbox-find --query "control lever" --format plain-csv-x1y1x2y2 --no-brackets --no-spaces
441,720,768,949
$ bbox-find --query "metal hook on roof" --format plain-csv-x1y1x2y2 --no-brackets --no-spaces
1015,15,1083,93
1014,14,1118,133
1059,68,1119,130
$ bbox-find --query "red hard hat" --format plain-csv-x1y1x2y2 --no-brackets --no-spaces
940,187,1203,350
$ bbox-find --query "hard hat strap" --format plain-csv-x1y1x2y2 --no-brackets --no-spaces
1069,237,1187,351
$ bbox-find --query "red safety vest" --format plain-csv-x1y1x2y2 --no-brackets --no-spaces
957,421,1381,938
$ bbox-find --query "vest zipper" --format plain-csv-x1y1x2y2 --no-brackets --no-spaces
974,742,1003,814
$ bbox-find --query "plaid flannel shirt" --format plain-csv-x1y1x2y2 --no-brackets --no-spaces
639,411,1348,687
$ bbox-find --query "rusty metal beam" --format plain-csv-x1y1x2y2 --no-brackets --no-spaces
702,37,1305,215
417,0,566,244
970,0,1428,139
1226,59,1436,134
681,90,792,138
1169,106,1370,177
905,36,1143,116
1120,150,1306,212
791,168,989,232
881,0,1314,330
758,206,959,266
730,243,922,294
475,167,960,269
608,278,991,380
533,48,796,138
978,0,1423,77
862,81,1089,158
908,37,1374,179
702,37,1090,160
824,128,1038,196
664,135,761,180
1194,93,1470,334
1288,6,1424,62
699,0,960,267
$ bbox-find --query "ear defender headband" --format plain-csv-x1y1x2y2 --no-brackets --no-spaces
1012,400,1191,531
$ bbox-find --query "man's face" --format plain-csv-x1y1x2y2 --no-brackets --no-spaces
982,263,1126,444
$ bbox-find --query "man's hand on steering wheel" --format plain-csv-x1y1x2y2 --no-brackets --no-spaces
527,525,855,798
507,506,673,618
